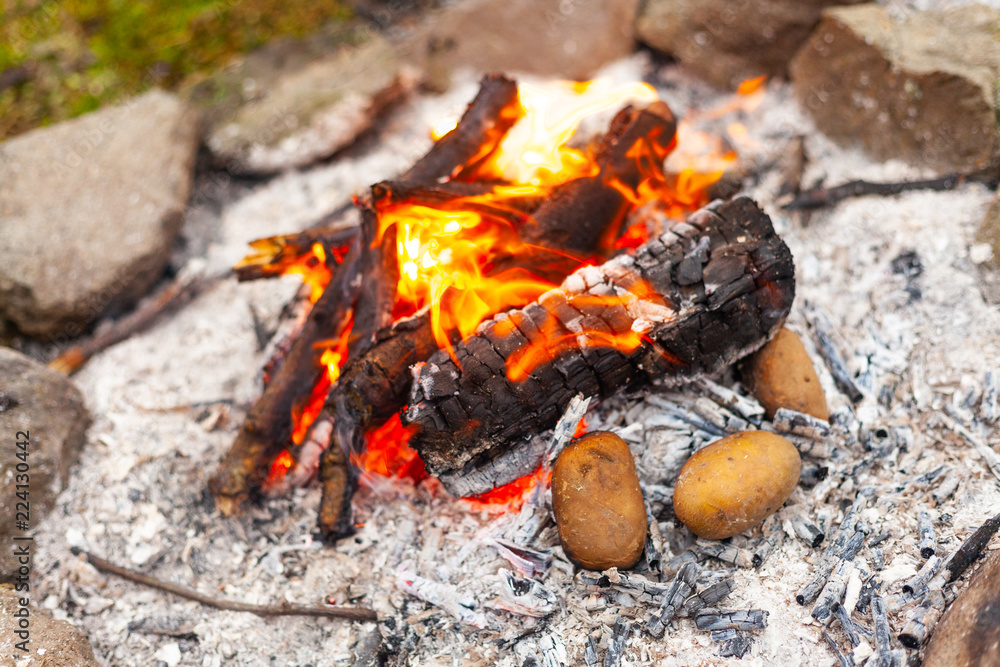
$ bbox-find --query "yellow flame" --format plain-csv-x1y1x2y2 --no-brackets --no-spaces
491,80,659,187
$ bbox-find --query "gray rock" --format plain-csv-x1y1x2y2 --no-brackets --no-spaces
404,0,639,89
635,0,862,90
206,34,419,175
0,348,90,581
0,585,100,666
790,4,1000,172
0,90,200,340
976,193,1000,305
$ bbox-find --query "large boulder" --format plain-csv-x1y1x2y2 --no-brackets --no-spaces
635,0,863,90
205,34,419,175
0,90,200,340
404,0,639,88
0,348,90,581
0,585,100,666
790,3,1000,172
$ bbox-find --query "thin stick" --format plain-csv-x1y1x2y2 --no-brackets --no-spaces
73,548,377,622
781,172,998,210
49,266,228,376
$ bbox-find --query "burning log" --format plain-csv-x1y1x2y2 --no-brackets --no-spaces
401,73,521,184
404,196,795,497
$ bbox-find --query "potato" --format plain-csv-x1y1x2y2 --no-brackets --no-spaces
673,431,801,540
743,326,829,421
552,431,647,570
924,549,1000,667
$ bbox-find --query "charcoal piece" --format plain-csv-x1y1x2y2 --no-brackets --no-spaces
694,609,768,632
945,511,1000,582
918,510,937,559
404,197,795,495
719,631,754,658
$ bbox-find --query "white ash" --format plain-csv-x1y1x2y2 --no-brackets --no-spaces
29,59,1000,666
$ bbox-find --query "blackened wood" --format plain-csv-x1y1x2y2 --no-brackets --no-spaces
233,225,358,282
316,209,400,538
945,511,1000,582
404,197,795,496
49,266,226,376
519,102,677,255
209,243,360,514
317,314,439,536
402,73,521,183
782,171,999,211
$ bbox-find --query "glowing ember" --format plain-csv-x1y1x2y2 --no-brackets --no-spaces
353,415,427,482
265,449,294,488
463,465,551,513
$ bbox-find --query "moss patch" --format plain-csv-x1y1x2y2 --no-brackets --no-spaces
0,0,351,140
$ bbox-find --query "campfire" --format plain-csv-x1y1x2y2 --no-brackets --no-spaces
27,52,1000,667
207,74,779,538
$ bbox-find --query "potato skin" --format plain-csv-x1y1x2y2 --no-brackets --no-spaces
743,327,829,421
673,431,801,540
552,432,647,571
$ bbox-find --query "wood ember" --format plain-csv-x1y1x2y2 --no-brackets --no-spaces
405,196,795,496
791,513,825,548
400,73,520,184
918,510,937,559
694,608,769,631
943,511,1000,582
645,561,698,638
804,302,864,403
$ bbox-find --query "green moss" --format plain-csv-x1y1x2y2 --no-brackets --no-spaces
0,0,351,140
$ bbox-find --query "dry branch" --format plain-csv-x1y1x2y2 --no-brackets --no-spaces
233,225,357,282
73,548,376,621
404,196,795,496
49,265,227,376
781,171,999,210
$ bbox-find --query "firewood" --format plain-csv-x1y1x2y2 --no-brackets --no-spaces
401,73,521,184
404,197,795,497
209,244,360,514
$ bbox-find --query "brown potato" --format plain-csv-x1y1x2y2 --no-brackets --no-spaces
673,431,801,540
924,549,1000,667
552,431,647,571
743,326,829,421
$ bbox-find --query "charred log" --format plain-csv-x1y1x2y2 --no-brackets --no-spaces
401,73,521,184
403,197,795,497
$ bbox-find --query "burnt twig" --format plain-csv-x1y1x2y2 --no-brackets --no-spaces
781,171,999,211
49,265,228,375
72,548,376,621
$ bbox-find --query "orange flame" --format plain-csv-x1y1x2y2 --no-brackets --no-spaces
353,414,428,481
273,242,335,304
486,80,658,188
463,465,551,513
290,316,354,446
